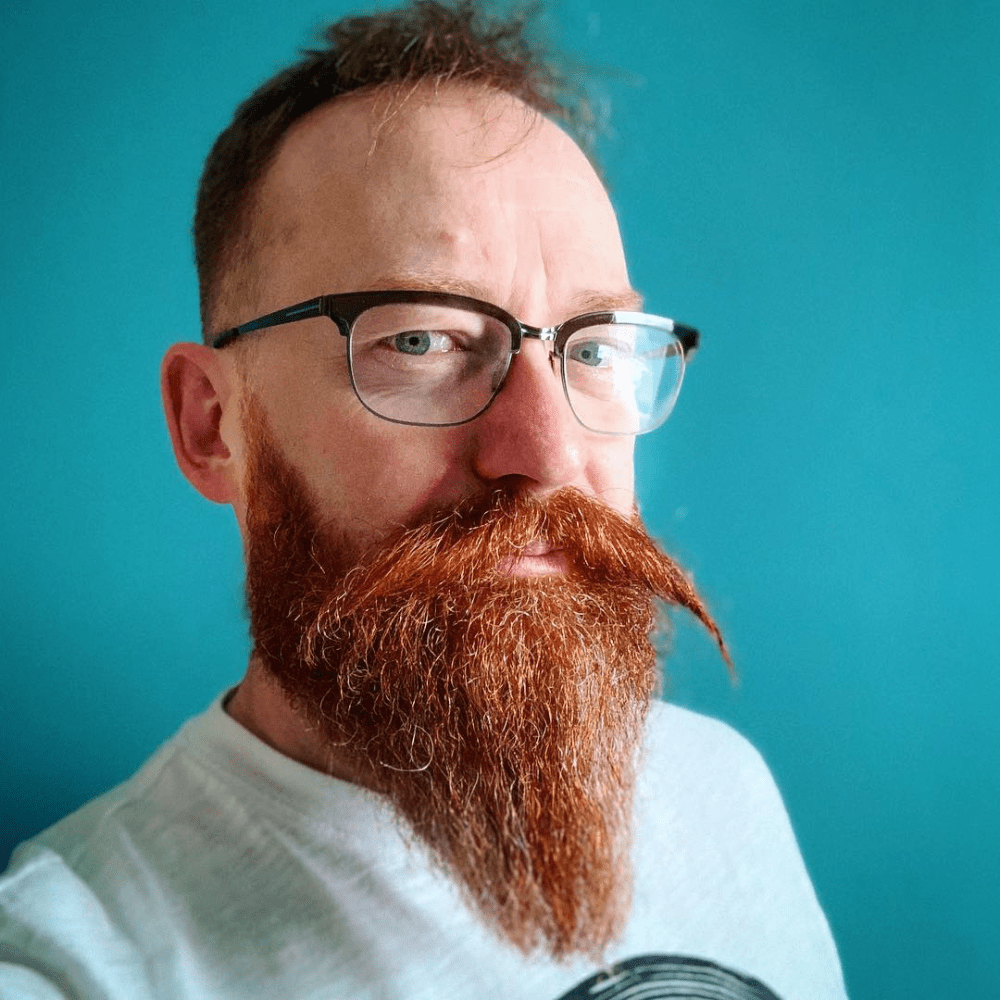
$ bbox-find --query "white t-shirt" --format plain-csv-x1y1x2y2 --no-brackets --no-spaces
0,696,846,999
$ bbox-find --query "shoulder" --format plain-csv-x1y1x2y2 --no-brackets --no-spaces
632,703,848,999
14,719,190,875
0,710,216,999
644,699,756,752
0,841,155,1000
642,700,778,795
636,701,804,872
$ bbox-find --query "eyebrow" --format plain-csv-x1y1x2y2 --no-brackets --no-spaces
359,273,646,316
568,288,646,313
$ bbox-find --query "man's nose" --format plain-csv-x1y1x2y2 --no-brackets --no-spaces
470,340,585,491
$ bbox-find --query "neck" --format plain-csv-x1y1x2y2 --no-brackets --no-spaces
225,658,370,786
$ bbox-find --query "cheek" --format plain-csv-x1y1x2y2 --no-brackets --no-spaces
292,405,475,530
584,438,636,516
243,343,461,536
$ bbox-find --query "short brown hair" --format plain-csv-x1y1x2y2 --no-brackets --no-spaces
194,0,589,338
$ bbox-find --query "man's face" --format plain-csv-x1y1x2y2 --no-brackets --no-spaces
231,85,638,553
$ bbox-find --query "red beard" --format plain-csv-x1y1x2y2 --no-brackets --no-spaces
242,398,727,960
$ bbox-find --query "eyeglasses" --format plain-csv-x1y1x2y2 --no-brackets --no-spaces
211,289,699,436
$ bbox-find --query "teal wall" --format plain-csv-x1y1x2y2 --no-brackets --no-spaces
2,2,996,996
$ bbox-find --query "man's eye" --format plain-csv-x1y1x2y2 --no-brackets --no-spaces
568,340,627,368
391,330,455,355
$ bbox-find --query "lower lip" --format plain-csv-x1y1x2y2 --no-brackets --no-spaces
497,550,568,577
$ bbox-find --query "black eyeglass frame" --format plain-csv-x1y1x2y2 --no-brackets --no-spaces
211,289,700,432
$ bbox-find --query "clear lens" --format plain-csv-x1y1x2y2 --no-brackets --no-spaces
562,321,685,434
348,303,513,425
347,303,686,434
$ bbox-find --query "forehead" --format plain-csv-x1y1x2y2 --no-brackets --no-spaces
251,84,628,312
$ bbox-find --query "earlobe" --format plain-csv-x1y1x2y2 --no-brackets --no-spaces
161,343,241,504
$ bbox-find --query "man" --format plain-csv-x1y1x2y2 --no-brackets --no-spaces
0,3,846,997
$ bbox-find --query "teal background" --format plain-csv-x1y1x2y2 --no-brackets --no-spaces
2,1,996,996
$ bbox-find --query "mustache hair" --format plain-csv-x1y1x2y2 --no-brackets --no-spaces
298,487,731,671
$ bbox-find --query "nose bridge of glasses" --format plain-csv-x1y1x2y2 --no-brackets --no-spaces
496,323,565,415
517,324,558,348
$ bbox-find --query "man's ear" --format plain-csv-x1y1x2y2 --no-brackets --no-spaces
161,342,242,504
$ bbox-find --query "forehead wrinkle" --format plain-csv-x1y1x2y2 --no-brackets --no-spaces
253,86,633,322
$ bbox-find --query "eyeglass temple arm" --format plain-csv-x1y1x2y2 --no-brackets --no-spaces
210,297,327,349
675,323,700,358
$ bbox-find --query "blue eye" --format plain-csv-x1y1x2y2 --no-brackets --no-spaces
569,340,619,367
394,331,433,355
